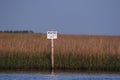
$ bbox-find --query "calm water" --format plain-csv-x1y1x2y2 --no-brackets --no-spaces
0,72,120,80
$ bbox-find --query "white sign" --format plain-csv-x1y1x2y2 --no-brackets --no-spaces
47,31,57,39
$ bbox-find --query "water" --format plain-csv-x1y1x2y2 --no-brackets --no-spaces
0,72,120,80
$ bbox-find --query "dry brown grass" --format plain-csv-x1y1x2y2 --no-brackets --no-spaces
0,33,120,71
0,33,50,55
0,33,120,57
55,34,120,56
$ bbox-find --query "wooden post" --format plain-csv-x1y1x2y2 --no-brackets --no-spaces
47,31,57,72
51,39,54,70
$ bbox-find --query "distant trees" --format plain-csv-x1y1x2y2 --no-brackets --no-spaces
0,30,34,34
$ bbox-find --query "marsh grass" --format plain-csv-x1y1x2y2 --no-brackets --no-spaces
0,33,120,71
0,52,51,70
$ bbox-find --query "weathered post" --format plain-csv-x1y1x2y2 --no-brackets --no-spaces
47,31,57,71
51,38,54,69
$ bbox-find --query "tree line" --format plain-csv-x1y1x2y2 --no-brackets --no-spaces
0,30,34,34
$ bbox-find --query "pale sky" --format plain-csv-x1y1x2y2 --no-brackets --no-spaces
0,0,120,35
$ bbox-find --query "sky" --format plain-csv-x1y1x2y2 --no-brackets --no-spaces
0,0,120,35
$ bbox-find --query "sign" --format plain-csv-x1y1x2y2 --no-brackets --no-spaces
47,30,58,71
47,31,57,39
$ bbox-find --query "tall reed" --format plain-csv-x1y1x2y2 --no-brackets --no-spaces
0,33,120,71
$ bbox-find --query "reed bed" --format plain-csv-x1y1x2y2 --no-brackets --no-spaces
0,33,120,71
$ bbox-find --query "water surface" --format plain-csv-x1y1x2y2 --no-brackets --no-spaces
0,72,120,80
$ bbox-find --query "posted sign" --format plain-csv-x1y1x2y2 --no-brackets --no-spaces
47,31,57,39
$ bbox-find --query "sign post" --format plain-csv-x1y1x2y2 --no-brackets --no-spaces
51,39,54,69
47,31,57,71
